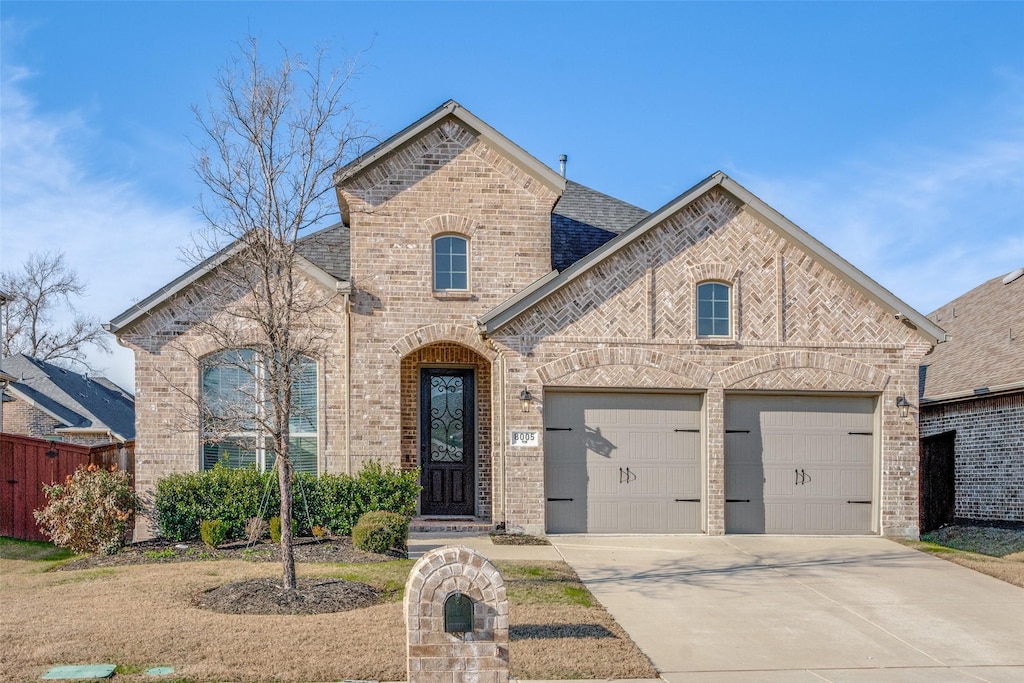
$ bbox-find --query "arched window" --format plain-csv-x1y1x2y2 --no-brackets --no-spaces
201,350,318,474
433,235,468,291
697,282,731,337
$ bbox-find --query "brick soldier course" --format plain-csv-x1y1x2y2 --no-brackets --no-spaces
106,100,947,540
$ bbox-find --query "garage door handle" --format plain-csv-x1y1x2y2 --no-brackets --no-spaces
547,497,574,502
726,429,750,434
847,500,872,504
726,499,751,503
675,498,700,502
848,431,873,436
546,427,572,431
674,429,700,433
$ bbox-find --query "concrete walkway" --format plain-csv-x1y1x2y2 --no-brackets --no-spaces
549,535,1024,682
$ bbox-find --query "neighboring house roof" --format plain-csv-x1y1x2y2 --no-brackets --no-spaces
0,354,136,441
105,226,350,334
479,171,948,346
335,99,567,198
921,267,1024,403
551,181,650,272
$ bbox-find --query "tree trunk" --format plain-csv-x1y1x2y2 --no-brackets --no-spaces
278,454,297,589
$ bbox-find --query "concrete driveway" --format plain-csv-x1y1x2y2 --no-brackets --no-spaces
550,535,1024,682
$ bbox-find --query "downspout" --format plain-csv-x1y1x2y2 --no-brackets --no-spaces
498,352,508,530
343,290,352,475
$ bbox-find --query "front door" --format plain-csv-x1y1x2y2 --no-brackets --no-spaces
420,368,476,516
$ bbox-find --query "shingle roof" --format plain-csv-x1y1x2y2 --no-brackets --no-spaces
551,181,650,271
920,268,1024,402
0,354,136,440
297,221,350,281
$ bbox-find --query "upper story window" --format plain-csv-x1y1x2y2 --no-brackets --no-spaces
201,350,318,474
697,282,731,337
434,235,468,291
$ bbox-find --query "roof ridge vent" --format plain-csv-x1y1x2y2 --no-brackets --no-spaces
1002,267,1024,285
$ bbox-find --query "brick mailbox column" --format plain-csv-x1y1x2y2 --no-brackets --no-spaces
405,546,509,683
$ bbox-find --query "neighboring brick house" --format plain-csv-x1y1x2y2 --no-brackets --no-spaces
107,100,946,540
919,268,1024,526
0,354,135,446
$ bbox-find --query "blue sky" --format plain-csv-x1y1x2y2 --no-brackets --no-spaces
2,2,1023,391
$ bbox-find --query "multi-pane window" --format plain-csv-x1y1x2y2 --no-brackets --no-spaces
433,235,468,290
201,350,318,474
697,282,731,337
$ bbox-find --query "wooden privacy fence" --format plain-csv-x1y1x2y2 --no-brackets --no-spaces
0,434,135,541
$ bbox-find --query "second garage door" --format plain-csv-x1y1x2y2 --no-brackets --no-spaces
544,392,702,533
725,395,876,534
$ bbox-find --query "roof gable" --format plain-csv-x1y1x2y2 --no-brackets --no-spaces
480,171,946,346
106,227,349,334
335,100,567,198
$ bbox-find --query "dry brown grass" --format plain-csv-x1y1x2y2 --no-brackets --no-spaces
899,525,1024,589
0,554,656,682
900,542,1024,588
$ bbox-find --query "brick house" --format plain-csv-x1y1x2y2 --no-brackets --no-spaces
107,100,946,539
919,268,1023,527
0,354,135,446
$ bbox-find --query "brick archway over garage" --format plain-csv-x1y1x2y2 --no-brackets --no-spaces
721,350,891,391
400,342,493,520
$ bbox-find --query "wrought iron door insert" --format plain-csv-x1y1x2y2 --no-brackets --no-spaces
420,368,476,516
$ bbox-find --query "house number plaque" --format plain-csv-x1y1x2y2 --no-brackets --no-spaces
509,430,539,447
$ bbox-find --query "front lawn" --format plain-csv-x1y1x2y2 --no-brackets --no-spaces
0,537,656,682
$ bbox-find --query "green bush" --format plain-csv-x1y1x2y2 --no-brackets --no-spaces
352,510,409,554
153,461,420,541
269,516,282,543
200,520,227,548
154,464,275,541
34,464,140,555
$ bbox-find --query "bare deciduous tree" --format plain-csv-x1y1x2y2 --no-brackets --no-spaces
1,250,112,371
180,37,369,589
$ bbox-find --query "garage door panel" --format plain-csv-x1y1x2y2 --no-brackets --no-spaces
546,392,703,534
726,395,876,535
765,503,793,532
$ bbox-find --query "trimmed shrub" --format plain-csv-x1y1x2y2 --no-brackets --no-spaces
153,461,420,541
200,520,227,548
269,516,282,544
34,464,140,555
352,510,409,555
154,464,275,541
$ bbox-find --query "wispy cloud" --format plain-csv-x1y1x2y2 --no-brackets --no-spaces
745,77,1024,315
1,30,201,390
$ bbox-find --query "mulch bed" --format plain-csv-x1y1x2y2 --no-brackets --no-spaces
54,537,399,616
194,576,382,615
56,536,398,571
489,532,551,546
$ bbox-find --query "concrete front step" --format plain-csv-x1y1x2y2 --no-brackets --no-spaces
409,517,493,534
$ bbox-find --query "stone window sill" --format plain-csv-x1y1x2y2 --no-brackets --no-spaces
697,338,738,347
433,291,475,301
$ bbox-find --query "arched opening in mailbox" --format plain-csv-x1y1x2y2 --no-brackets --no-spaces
444,591,474,633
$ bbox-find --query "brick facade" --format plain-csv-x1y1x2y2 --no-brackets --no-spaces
2,399,64,440
489,189,930,537
921,393,1024,522
1,398,118,447
114,105,936,540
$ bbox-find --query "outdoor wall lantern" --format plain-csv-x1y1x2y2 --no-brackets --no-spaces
444,591,474,633
45,448,59,459
896,395,911,418
519,388,533,413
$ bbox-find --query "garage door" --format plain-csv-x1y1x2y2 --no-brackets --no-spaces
544,392,702,533
725,395,875,534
